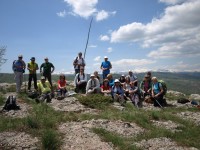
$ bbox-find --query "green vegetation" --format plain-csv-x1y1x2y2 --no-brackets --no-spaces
0,87,200,149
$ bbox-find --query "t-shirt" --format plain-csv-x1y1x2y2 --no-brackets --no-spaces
101,61,111,74
37,81,51,94
58,80,67,89
40,62,54,74
13,60,26,72
28,62,38,74
101,85,111,91
153,82,162,94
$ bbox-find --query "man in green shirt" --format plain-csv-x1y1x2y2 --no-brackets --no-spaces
40,57,55,87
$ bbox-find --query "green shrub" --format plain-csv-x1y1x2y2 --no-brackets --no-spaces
25,116,39,129
77,94,113,109
0,94,5,106
42,129,60,150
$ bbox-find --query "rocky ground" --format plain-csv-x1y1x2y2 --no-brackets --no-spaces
0,84,200,150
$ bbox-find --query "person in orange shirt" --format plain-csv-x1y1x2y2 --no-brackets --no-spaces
57,74,67,97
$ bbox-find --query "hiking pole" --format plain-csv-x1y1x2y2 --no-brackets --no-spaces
152,97,163,108
83,17,93,59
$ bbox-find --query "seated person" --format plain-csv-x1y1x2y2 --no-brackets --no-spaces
107,73,114,87
57,74,67,97
119,74,126,86
151,77,164,107
129,81,140,107
101,79,111,96
86,74,100,94
140,74,152,99
74,68,87,93
37,76,53,102
94,71,100,82
123,76,131,98
111,79,125,105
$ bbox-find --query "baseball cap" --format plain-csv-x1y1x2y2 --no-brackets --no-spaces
44,57,48,60
30,57,35,60
90,74,95,77
114,79,120,83
104,56,108,59
18,55,23,58
41,76,45,80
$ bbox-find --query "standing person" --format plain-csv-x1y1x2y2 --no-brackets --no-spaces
73,52,86,74
12,55,26,93
140,74,152,99
74,67,87,93
40,57,55,87
100,56,112,80
86,74,100,95
27,57,38,91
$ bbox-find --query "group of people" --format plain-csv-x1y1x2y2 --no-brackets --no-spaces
13,52,166,107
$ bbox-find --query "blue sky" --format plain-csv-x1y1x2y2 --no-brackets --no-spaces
0,0,200,74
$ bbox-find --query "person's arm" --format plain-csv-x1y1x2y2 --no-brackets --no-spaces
155,83,163,97
85,80,91,94
109,61,112,69
74,74,78,86
40,64,43,73
51,63,55,73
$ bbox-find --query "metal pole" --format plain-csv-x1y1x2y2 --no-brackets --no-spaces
84,17,93,59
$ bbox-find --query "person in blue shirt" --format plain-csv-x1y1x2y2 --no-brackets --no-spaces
13,55,26,93
151,77,164,107
100,56,112,79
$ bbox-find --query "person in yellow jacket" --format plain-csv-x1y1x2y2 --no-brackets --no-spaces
37,76,53,102
27,57,38,91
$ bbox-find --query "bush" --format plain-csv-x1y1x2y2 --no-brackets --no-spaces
77,94,113,109
42,129,60,150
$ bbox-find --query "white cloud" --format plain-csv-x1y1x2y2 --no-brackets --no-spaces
111,59,156,72
110,0,200,58
89,45,97,48
159,0,189,5
94,56,101,61
96,10,116,21
57,10,66,17
100,35,110,41
107,47,113,53
64,0,98,18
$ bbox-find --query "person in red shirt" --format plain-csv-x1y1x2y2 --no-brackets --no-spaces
101,79,111,96
57,74,67,97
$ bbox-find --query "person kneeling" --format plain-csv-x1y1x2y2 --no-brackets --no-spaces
37,76,53,103
129,81,140,108
86,74,100,95
111,79,125,105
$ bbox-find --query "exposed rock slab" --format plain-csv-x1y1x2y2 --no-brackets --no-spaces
151,120,183,132
0,132,39,150
134,137,198,150
48,97,98,114
176,111,200,126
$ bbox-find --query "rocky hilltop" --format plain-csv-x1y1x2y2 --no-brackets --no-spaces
0,82,200,150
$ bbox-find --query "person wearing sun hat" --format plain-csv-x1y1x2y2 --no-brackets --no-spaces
13,55,26,93
100,56,112,79
111,79,125,105
27,57,38,91
86,73,100,94
40,57,55,87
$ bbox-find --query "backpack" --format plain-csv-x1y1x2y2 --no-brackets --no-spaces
12,60,17,72
3,95,20,111
158,80,167,95
27,91,39,99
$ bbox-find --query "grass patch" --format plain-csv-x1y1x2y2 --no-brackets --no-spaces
41,129,61,150
77,94,113,109
92,128,138,150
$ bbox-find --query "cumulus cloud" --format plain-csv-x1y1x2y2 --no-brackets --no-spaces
159,0,189,5
107,47,113,53
96,10,116,21
110,0,200,58
64,0,116,21
94,56,101,61
64,0,98,18
111,59,156,72
100,35,110,41
57,10,67,17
